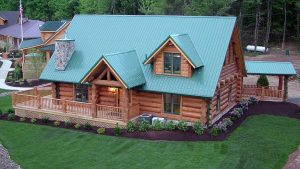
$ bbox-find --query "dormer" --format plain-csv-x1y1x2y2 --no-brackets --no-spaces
144,34,203,77
0,17,7,26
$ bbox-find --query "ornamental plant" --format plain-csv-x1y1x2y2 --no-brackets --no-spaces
41,116,49,123
210,126,219,137
54,121,61,127
125,121,136,133
177,120,188,132
223,118,233,127
19,117,26,122
7,113,15,121
0,109,3,116
257,75,269,87
97,128,106,135
31,118,37,124
64,120,72,128
7,108,14,114
138,120,149,132
74,124,81,129
152,120,165,131
249,97,259,104
114,123,121,136
193,121,204,135
165,121,176,131
84,122,92,130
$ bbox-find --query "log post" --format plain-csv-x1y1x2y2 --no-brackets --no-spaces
121,88,129,122
278,75,283,90
33,87,38,96
283,75,288,102
62,99,66,113
91,84,97,118
36,95,41,109
261,87,265,100
11,92,16,106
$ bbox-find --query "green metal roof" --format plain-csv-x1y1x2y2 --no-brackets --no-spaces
40,15,237,98
246,61,297,76
39,21,65,31
101,50,146,88
19,38,42,49
40,44,55,51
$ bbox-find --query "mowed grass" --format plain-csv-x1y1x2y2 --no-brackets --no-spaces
0,115,299,169
0,95,12,111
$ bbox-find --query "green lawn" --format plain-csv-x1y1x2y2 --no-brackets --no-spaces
0,115,299,169
0,95,12,111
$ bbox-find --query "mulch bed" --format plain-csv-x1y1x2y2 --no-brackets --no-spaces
5,80,49,87
0,101,299,141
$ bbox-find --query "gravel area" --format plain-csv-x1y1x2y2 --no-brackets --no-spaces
283,145,300,169
0,144,20,169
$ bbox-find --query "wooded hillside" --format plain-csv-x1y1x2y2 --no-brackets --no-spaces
1,0,299,48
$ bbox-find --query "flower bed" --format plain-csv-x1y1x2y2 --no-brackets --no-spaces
0,99,299,141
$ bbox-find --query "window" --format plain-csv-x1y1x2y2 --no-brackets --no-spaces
216,92,221,112
228,85,232,102
163,94,180,115
75,84,89,102
164,53,181,74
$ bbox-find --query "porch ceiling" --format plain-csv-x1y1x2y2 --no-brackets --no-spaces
245,61,297,76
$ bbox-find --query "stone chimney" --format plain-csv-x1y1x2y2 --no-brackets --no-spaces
54,33,75,71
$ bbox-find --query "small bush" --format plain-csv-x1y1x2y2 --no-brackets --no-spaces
257,75,269,87
64,120,72,128
223,118,233,127
74,124,81,129
238,100,249,111
53,121,61,127
138,120,149,132
84,122,92,130
7,113,15,121
6,108,14,114
97,128,106,135
215,121,228,132
210,126,219,137
152,120,164,131
41,117,49,123
177,120,188,132
249,97,259,104
165,121,176,131
0,109,3,115
31,118,37,124
125,121,136,133
230,116,237,123
114,123,121,136
19,117,26,122
193,121,204,135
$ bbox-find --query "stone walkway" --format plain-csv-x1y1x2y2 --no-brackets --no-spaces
0,59,31,91
0,144,20,169
283,145,300,169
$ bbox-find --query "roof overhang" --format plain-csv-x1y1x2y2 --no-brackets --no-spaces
245,61,297,76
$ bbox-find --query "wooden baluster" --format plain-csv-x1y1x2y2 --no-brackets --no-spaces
62,99,66,113
37,95,41,109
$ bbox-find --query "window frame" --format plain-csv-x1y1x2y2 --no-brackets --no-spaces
163,52,181,75
163,93,181,115
75,84,89,102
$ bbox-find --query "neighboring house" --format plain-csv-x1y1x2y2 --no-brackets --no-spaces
19,21,70,79
12,15,296,128
0,11,44,49
0,11,19,49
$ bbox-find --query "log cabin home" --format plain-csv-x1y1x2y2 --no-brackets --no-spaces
12,15,296,128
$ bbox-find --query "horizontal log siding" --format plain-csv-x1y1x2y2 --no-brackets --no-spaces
137,91,162,115
181,96,207,124
97,86,118,106
153,42,192,77
52,83,74,101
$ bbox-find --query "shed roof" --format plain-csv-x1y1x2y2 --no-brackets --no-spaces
245,61,296,76
39,21,65,31
19,38,42,49
40,15,237,98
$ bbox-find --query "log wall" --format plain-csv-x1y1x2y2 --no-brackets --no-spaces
41,32,54,41
181,96,207,124
52,82,75,101
96,86,118,106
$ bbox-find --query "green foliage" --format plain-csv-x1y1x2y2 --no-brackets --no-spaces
138,120,149,132
114,123,121,136
19,117,26,122
54,121,61,127
210,126,219,137
31,118,37,124
257,75,269,87
193,121,204,135
0,109,3,116
74,124,81,129
7,113,15,121
177,120,188,132
151,120,164,131
165,120,176,131
97,128,106,135
125,121,136,133
7,108,14,114
41,116,49,123
84,122,92,130
64,120,72,128
14,65,21,81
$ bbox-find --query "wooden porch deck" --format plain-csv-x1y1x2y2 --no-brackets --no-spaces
242,85,284,101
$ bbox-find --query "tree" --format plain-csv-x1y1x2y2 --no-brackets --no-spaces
257,75,269,87
264,0,272,52
139,0,163,15
281,0,287,49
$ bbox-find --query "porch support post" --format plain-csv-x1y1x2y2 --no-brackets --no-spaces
121,88,129,122
283,75,288,102
278,75,283,90
91,84,97,118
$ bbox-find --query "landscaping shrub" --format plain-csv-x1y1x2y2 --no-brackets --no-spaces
41,117,49,123
0,109,3,116
19,117,26,122
239,100,249,110
193,121,204,135
84,122,92,130
7,108,14,114
7,113,15,121
152,120,165,131
97,128,106,135
165,121,176,131
54,121,61,127
257,75,269,87
125,121,135,133
177,120,188,132
74,124,81,129
215,121,228,132
230,116,237,122
210,126,219,137
64,120,72,128
114,123,121,136
249,97,259,104
230,108,243,118
31,118,37,124
223,118,233,127
138,120,149,132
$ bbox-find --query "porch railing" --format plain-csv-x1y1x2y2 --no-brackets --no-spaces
96,104,122,120
242,85,283,100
